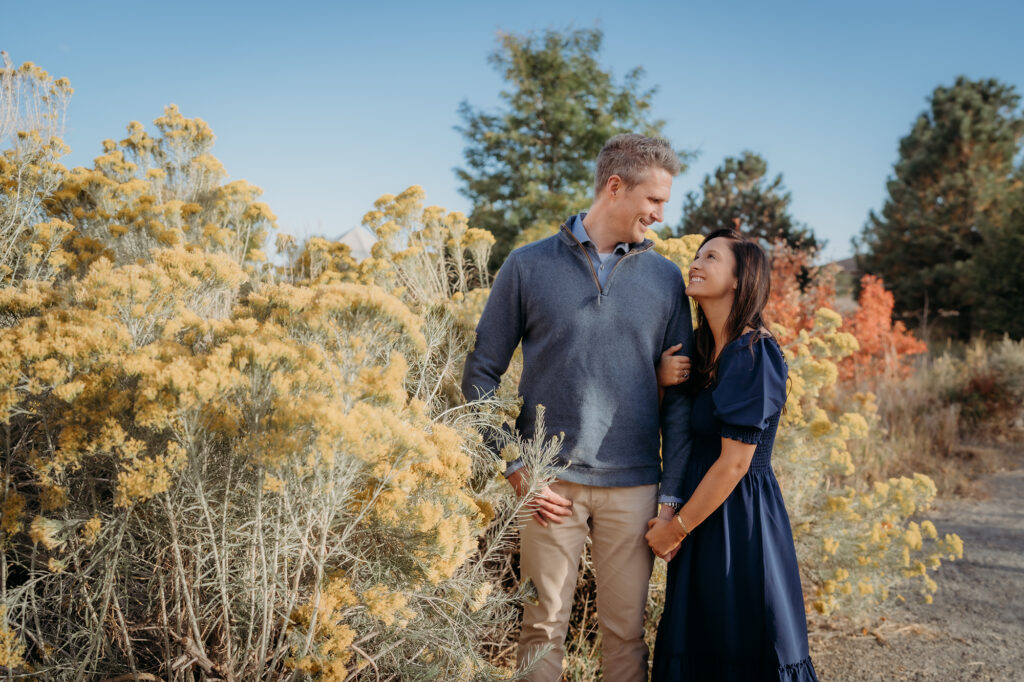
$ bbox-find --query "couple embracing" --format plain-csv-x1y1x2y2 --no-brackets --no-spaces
462,135,818,682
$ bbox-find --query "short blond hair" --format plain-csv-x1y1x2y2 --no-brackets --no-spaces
594,134,680,196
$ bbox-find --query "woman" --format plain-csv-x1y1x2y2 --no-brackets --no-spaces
645,229,817,681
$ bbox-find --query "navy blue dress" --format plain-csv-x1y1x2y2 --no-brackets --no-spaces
652,333,818,681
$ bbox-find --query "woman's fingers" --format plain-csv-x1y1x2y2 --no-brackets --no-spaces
660,343,683,360
645,519,683,556
659,350,693,387
668,355,692,381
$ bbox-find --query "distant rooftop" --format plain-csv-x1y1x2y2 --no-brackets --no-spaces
337,226,377,261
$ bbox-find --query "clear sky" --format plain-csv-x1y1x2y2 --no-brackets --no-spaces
3,0,1023,261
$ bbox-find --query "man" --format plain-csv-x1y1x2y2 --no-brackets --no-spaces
462,134,694,682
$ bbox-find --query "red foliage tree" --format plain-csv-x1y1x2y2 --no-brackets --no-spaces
840,274,927,382
765,241,836,343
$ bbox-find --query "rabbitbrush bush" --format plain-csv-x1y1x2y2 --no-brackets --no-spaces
0,58,560,680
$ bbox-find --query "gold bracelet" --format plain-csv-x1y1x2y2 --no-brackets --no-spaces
674,514,690,539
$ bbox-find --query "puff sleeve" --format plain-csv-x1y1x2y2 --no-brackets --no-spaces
711,335,788,444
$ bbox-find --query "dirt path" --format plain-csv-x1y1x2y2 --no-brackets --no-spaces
809,448,1024,681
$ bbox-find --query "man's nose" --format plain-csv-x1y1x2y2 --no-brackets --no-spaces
651,206,664,222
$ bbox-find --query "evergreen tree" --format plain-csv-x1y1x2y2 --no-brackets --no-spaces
679,151,819,252
856,77,1024,340
971,168,1024,338
456,28,687,264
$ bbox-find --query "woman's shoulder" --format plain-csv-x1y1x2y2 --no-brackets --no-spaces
717,329,787,387
712,329,788,426
722,328,784,361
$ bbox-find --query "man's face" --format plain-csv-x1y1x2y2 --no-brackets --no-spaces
609,167,673,244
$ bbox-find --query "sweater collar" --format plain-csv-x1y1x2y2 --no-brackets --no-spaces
558,212,654,252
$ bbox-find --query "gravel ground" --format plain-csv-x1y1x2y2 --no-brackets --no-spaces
809,447,1024,681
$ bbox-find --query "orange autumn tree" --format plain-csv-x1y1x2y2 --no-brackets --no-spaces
763,243,925,382
840,274,927,382
764,241,836,343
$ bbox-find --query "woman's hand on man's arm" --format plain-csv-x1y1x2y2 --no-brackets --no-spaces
657,343,691,387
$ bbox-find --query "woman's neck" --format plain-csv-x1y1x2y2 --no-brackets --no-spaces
699,296,733,360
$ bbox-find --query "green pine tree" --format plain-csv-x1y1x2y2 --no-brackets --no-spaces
971,167,1024,338
856,77,1024,340
678,151,819,252
456,28,689,265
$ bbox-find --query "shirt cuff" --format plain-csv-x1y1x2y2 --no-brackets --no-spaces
503,458,525,478
658,495,684,505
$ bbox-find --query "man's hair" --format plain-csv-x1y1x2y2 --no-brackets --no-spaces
594,134,680,196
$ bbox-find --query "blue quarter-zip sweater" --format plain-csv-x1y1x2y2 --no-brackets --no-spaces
461,214,694,500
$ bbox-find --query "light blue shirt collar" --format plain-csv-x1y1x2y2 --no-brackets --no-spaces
571,214,630,255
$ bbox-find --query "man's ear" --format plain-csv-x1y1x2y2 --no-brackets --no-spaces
605,174,623,198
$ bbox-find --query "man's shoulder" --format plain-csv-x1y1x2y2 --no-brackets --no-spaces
506,231,567,263
636,248,685,284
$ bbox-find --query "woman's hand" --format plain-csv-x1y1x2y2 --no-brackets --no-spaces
645,516,684,559
657,344,692,387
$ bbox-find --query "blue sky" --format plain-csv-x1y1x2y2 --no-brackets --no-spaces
3,0,1023,260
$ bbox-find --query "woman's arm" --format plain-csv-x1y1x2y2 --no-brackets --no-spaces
645,436,756,557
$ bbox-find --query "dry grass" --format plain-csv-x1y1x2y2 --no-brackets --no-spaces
847,336,1024,499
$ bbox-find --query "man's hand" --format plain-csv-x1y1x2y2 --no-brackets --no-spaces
645,516,684,559
507,468,573,527
657,344,692,387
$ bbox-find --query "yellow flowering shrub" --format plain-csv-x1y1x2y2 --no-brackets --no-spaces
0,60,542,678
772,309,964,615
0,222,534,677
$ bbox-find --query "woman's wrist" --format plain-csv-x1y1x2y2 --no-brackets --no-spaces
673,513,691,542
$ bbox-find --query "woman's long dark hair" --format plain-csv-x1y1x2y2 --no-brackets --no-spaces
690,229,775,389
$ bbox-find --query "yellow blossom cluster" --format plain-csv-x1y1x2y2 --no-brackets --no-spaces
649,231,704,324
40,104,276,273
0,605,26,671
362,186,493,304
287,574,360,680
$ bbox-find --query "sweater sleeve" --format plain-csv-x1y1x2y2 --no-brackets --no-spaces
461,252,526,474
658,287,695,503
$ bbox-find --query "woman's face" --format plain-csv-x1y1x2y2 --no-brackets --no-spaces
685,236,738,302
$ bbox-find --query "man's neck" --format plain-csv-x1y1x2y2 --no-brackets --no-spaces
581,204,622,254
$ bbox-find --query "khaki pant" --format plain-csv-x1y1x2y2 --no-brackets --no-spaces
517,481,658,682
